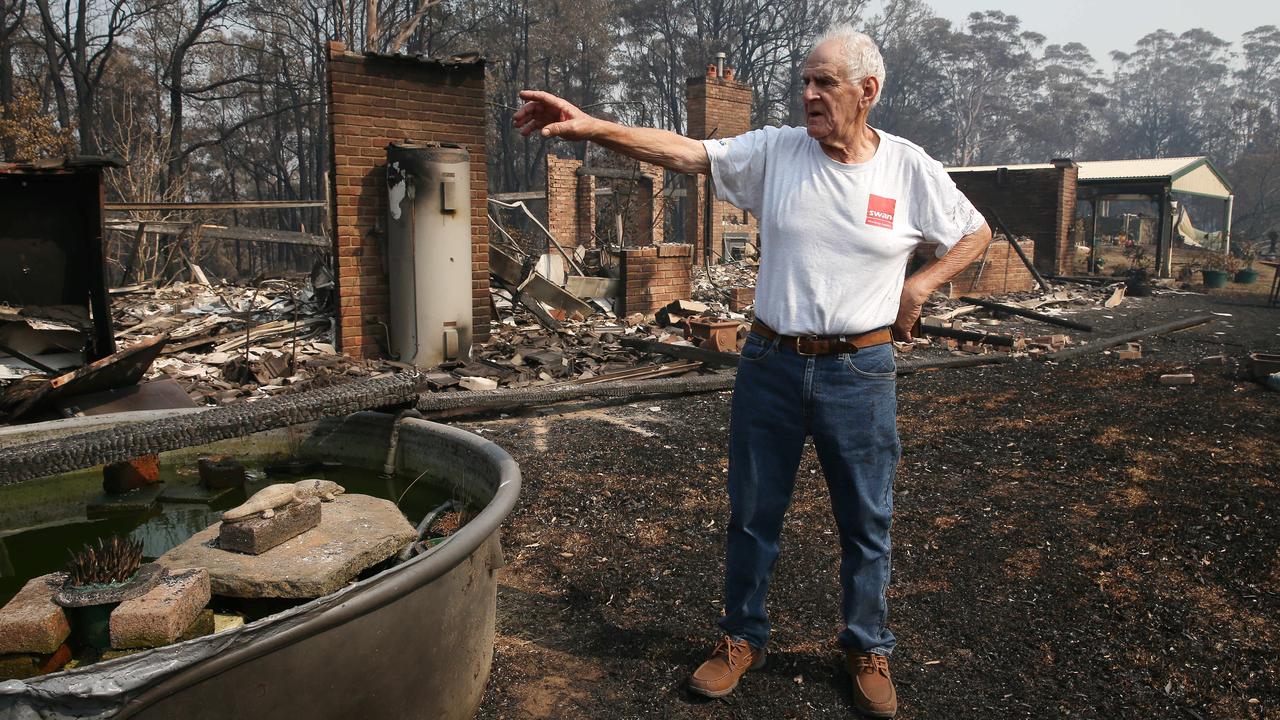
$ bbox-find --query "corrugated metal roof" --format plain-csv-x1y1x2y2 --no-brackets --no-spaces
1075,157,1202,181
947,162,1055,173
946,156,1232,198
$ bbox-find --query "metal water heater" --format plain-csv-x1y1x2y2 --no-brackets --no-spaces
386,141,472,367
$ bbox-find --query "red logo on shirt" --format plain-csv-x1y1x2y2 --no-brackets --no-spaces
866,194,896,229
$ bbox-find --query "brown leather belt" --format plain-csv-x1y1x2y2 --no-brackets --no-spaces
750,320,892,356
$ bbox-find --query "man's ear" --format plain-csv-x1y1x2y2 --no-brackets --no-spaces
862,76,880,107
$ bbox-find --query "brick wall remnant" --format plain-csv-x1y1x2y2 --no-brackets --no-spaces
619,244,694,317
326,41,489,359
686,64,757,265
948,161,1078,277
939,237,1038,297
546,153,665,249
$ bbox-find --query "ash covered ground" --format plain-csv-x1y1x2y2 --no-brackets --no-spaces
469,291,1279,719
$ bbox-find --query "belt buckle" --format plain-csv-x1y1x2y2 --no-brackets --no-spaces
796,335,821,356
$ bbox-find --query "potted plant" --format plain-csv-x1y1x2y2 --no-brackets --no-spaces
1121,243,1152,296
1201,253,1230,289
54,536,165,651
1235,245,1259,284
1176,260,1200,283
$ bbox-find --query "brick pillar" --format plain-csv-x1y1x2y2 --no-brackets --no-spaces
619,244,693,316
639,162,665,245
546,154,581,248
575,174,596,247
686,63,755,265
326,41,490,358
1052,158,1079,277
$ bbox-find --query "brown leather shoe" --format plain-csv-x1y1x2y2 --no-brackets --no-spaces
687,636,766,698
846,651,897,718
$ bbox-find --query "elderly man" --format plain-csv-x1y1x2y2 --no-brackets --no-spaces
515,25,991,718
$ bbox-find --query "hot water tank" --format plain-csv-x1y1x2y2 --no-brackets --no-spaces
386,141,472,366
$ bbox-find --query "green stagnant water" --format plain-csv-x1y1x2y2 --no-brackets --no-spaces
0,462,450,607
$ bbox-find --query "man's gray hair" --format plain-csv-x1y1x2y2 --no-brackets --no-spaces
815,24,886,106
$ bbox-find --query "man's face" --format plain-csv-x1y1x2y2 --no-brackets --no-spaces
801,39,875,144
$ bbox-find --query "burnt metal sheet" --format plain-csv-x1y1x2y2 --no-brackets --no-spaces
52,378,197,417
8,334,168,421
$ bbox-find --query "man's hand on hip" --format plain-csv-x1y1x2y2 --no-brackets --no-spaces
892,278,932,342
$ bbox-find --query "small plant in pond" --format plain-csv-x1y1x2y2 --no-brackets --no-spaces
65,536,144,587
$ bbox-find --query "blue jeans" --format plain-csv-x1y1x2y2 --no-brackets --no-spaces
719,331,900,655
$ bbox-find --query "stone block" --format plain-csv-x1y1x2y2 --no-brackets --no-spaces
0,653,42,680
109,568,211,650
0,644,71,680
103,604,212,655
198,456,247,489
218,498,322,555
177,608,215,642
1160,373,1195,386
0,573,71,655
103,455,160,494
214,612,246,633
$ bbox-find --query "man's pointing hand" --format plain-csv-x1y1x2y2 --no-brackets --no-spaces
513,90,598,141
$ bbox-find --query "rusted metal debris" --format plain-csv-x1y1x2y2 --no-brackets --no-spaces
4,334,171,422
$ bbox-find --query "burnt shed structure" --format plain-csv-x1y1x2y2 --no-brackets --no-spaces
949,156,1234,278
0,158,119,365
946,159,1079,277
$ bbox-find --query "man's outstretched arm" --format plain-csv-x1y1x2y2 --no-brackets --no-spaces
513,90,709,175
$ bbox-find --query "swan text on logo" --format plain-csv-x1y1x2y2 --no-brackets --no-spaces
866,194,896,229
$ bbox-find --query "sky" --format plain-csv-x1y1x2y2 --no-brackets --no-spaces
898,0,1279,67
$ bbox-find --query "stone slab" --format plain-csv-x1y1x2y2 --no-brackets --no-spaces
157,494,416,599
86,484,164,516
0,573,71,654
160,484,238,504
218,498,321,555
109,568,211,649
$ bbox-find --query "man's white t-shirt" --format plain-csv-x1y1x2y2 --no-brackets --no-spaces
703,125,983,337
